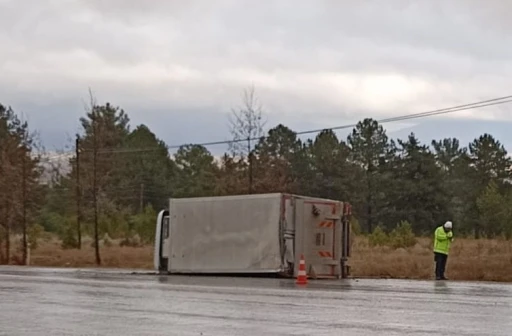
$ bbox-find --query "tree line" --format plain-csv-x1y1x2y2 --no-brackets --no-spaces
1,89,512,265
0,104,43,264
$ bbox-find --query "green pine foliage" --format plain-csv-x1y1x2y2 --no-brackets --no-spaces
368,226,389,247
389,221,417,249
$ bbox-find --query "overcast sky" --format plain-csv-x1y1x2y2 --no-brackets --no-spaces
2,0,512,155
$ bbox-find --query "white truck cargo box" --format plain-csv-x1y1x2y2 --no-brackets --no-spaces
154,193,352,278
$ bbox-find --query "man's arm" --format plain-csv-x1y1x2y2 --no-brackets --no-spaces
436,228,449,241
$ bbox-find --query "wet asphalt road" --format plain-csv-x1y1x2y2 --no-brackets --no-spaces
0,267,511,336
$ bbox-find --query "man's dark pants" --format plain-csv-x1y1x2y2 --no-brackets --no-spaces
434,252,448,279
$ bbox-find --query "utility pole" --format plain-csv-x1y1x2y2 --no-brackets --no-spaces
248,135,253,194
75,135,81,249
4,199,10,264
92,113,101,265
140,183,144,213
21,149,27,265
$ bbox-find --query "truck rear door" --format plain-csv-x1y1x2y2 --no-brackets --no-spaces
296,199,343,278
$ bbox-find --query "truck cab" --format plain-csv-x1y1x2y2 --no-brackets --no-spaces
154,210,170,272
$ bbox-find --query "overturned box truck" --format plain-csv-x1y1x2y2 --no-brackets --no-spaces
154,193,352,279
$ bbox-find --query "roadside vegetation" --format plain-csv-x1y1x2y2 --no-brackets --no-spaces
6,226,512,282
2,88,512,281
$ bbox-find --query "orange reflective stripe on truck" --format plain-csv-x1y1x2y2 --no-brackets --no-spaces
318,221,333,228
318,251,333,257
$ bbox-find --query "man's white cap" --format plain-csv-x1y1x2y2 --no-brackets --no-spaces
444,221,452,229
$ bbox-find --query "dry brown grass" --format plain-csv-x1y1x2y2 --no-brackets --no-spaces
351,236,512,282
29,236,153,269
4,235,512,282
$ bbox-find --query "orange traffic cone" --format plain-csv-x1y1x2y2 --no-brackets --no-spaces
296,254,308,285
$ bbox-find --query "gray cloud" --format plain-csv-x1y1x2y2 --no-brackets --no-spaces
1,0,512,151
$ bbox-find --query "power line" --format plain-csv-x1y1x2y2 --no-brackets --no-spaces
296,95,512,136
171,95,512,145
57,94,512,155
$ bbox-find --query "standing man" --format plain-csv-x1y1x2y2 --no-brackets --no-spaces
433,221,454,280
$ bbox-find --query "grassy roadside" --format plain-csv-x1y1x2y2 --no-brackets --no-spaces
3,235,512,282
351,236,512,282
30,237,154,269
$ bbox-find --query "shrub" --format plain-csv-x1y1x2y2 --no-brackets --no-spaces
103,233,113,247
350,217,362,236
130,204,157,244
120,233,142,247
28,224,45,250
368,226,389,247
60,226,78,249
389,220,417,249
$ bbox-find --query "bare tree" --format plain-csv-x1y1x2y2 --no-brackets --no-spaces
92,109,100,265
228,85,267,194
77,89,102,265
87,90,101,265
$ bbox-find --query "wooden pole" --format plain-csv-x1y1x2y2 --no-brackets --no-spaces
76,135,82,249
